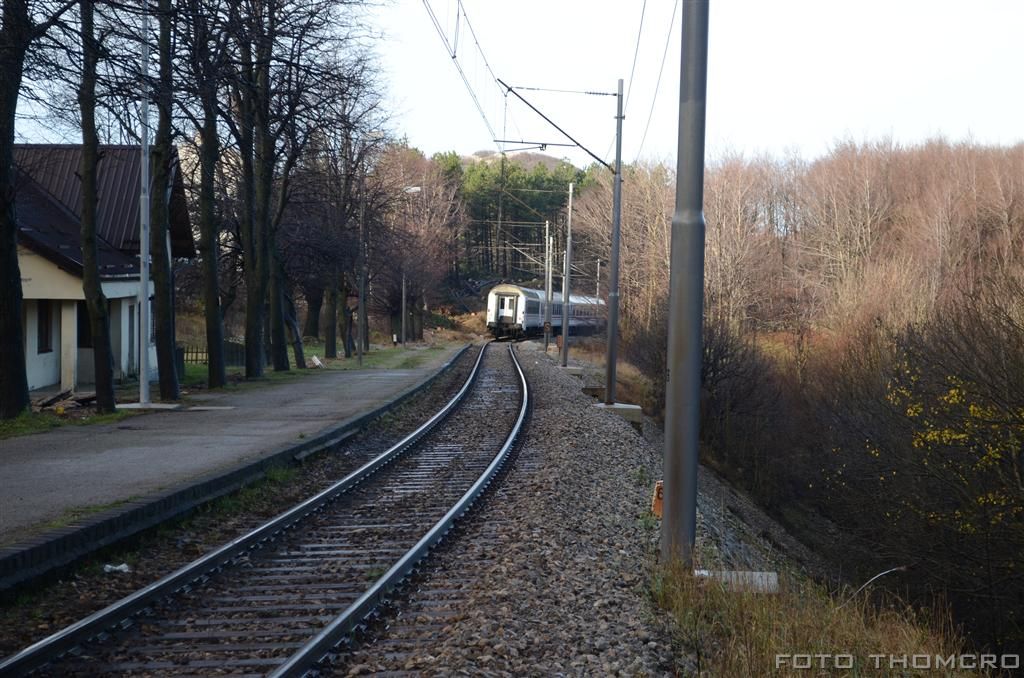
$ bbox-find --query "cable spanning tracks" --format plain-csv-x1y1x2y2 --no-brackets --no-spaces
1,342,529,677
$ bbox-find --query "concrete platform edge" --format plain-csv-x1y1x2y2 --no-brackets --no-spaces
0,343,472,594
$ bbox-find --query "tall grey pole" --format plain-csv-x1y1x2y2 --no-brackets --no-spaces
604,78,624,405
596,259,601,297
401,272,406,348
138,0,151,405
662,0,709,568
356,173,365,367
560,183,574,368
544,220,552,352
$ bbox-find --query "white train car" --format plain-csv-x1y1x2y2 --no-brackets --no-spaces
486,283,605,340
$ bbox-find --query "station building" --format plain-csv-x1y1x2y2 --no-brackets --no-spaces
13,145,194,392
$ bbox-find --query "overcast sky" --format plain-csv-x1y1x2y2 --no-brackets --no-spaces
371,0,1024,168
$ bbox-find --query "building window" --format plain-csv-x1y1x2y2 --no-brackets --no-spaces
37,300,53,354
77,301,93,348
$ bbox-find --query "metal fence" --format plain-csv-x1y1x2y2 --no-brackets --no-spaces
180,341,265,367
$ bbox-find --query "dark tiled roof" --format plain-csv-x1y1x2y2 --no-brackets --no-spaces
15,169,140,279
13,144,194,258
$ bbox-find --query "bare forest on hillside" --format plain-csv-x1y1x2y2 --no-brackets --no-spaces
574,139,1024,653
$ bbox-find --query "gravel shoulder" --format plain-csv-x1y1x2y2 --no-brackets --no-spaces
336,340,828,675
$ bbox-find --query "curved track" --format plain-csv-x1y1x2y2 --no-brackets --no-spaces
0,342,528,677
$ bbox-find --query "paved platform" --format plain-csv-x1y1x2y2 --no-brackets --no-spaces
0,344,466,548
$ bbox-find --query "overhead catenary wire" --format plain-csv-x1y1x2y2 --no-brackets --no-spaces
498,78,613,172
601,0,647,162
421,0,500,145
623,0,647,113
635,0,680,162
509,85,616,97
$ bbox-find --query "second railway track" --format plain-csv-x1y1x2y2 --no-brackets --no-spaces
1,342,528,677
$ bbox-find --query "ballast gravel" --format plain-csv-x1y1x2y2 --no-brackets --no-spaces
336,340,824,675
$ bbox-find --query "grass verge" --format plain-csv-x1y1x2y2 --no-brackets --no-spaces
652,561,982,677
0,410,132,441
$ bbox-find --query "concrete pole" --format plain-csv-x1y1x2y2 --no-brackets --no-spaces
544,221,552,352
560,183,574,368
356,173,365,367
604,78,624,406
596,259,601,297
138,0,151,405
662,0,709,568
401,271,406,348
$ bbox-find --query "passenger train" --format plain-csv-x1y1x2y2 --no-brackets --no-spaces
486,283,605,340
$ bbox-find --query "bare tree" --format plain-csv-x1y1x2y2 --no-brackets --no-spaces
175,0,235,387
148,0,179,399
0,0,77,419
77,0,116,412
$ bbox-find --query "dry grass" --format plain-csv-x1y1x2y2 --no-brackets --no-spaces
652,561,985,677
564,337,659,413
451,311,487,336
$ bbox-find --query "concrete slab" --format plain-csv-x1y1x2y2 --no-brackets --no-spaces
593,401,644,423
694,569,779,594
557,366,585,376
117,402,182,410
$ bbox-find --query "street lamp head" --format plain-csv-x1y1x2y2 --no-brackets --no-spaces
403,186,422,194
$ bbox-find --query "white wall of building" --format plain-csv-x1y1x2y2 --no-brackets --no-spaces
18,245,158,391
23,299,61,391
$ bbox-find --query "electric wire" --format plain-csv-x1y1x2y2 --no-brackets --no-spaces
635,0,679,162
422,0,499,145
459,0,504,98
602,0,647,162
623,0,647,113
498,79,613,172
510,85,616,97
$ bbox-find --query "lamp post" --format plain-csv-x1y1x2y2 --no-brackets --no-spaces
138,0,151,405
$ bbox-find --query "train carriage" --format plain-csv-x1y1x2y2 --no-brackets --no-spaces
486,283,605,340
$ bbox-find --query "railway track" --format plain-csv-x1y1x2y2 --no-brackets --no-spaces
1,342,528,677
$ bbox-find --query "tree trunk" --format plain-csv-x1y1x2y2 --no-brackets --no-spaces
198,98,226,387
252,23,284,372
149,0,179,401
303,285,323,339
78,0,115,413
0,10,30,419
283,285,305,369
234,38,264,379
324,280,337,358
268,250,289,371
413,296,423,340
340,275,352,358
344,306,355,357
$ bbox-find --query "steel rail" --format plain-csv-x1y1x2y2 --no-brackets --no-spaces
0,343,489,677
271,342,530,677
